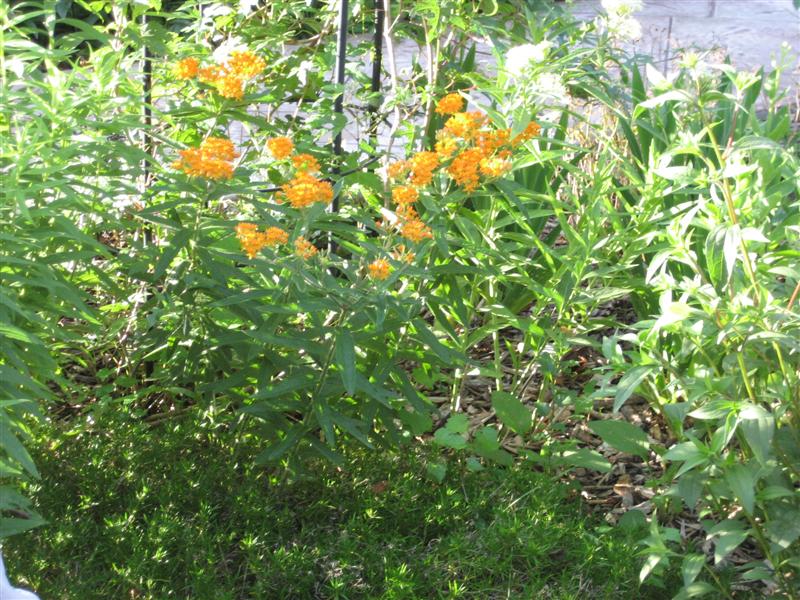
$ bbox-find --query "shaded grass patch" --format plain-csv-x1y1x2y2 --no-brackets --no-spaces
5,413,664,598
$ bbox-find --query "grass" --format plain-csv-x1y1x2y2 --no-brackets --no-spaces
3,411,670,599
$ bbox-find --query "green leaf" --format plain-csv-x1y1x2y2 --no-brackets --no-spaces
724,464,756,514
559,448,612,472
664,441,709,477
613,366,651,412
764,506,800,549
738,404,774,465
0,422,38,479
491,391,532,434
151,228,192,281
426,461,447,483
708,520,749,564
682,553,706,588
433,414,469,450
588,420,650,458
470,426,513,467
335,330,356,395
676,471,704,509
636,89,691,112
397,408,432,436
639,554,663,582
466,457,484,472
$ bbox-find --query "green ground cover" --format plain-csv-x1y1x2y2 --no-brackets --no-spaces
5,413,668,599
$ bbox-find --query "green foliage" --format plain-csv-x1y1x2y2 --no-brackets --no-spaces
589,53,800,596
5,414,658,599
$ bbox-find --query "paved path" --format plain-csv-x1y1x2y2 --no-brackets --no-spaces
571,0,799,86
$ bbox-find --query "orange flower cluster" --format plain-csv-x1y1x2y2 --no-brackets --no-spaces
400,219,433,243
380,95,541,253
434,133,458,159
479,156,512,179
235,223,288,258
226,50,267,79
390,166,432,244
292,153,320,172
174,57,199,80
173,49,266,100
282,171,334,209
477,128,511,155
443,111,487,140
392,185,419,205
409,151,439,186
368,258,392,280
512,121,542,146
294,237,318,259
267,136,294,159
172,136,239,180
447,148,484,192
387,160,409,180
435,92,464,115
233,138,332,258
392,245,415,264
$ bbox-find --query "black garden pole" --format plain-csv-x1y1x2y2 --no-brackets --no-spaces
141,11,155,380
368,0,384,150
331,0,349,215
141,12,153,247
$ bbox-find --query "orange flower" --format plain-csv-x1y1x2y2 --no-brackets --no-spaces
512,121,541,145
368,258,392,280
392,185,419,205
396,203,419,222
202,137,238,161
194,50,265,98
236,222,268,258
409,151,439,186
173,137,240,180
282,171,334,209
216,74,244,99
476,128,511,154
292,153,320,172
227,50,266,79
294,237,318,259
198,65,224,84
447,148,484,192
435,134,459,159
479,156,512,178
174,57,199,80
264,226,289,246
443,111,487,140
387,160,409,180
435,92,464,115
401,219,433,242
267,136,294,159
393,244,415,264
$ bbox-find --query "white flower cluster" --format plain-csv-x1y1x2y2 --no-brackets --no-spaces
504,41,553,78
526,72,569,107
503,41,568,109
600,0,644,41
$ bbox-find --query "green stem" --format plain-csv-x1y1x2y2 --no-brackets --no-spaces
736,351,757,403
699,104,760,304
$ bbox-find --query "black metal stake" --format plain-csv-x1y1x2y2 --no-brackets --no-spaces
142,13,153,245
368,0,384,150
141,11,155,381
331,0,349,215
